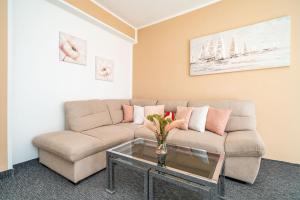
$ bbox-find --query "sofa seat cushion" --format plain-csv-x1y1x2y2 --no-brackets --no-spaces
134,126,177,141
168,129,227,154
134,127,157,140
82,125,134,149
116,123,142,132
225,131,265,157
32,131,105,162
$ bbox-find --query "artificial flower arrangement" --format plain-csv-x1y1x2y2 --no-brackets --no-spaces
144,113,184,155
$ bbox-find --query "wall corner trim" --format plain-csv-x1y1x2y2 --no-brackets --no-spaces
56,0,137,43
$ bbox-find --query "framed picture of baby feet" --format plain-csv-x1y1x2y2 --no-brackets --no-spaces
59,32,87,65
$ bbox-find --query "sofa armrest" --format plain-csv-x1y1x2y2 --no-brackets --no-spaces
225,130,265,157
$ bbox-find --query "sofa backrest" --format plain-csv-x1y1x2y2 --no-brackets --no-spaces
130,99,157,106
156,100,188,112
104,99,130,124
188,100,256,132
64,98,256,133
64,99,112,132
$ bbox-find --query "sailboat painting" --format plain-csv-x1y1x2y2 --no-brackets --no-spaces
190,16,291,76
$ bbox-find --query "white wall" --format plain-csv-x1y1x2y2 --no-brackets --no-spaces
9,0,133,165
7,0,13,169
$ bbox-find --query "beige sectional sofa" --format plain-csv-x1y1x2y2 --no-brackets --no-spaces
33,99,265,184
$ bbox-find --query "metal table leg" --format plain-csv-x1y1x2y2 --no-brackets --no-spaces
106,156,150,200
149,171,154,200
106,153,115,194
218,160,225,199
144,169,149,200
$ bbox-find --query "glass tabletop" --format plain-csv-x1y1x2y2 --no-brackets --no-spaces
108,138,224,182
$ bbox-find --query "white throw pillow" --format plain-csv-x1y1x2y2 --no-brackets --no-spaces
188,106,209,132
133,105,145,124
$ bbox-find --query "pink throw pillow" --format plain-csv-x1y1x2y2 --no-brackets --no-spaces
175,106,193,130
206,107,232,135
122,104,133,122
144,105,164,117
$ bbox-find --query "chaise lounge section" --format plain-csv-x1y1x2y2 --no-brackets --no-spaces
33,99,265,184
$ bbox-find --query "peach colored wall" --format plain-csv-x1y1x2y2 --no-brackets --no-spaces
133,0,300,164
0,0,8,171
64,0,135,39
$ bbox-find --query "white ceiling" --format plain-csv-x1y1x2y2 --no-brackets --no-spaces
93,0,221,29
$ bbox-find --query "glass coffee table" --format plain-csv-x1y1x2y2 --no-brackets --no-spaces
106,138,225,200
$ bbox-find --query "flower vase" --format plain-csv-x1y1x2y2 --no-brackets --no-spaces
156,140,167,166
156,140,167,155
